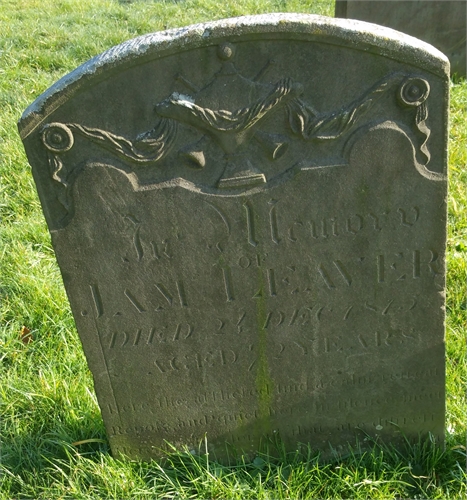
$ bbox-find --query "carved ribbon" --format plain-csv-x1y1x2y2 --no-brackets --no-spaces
156,78,302,133
67,117,177,163
286,73,402,141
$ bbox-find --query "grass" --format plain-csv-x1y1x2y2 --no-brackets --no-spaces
1,0,466,498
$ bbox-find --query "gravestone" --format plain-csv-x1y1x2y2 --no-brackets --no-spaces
335,0,467,77
18,14,449,462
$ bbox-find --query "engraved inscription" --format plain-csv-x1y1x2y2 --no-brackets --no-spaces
108,368,440,432
398,206,419,226
376,249,441,283
154,281,188,307
153,349,238,373
109,324,194,348
124,289,146,313
269,199,280,244
90,284,104,317
318,260,352,288
90,247,433,323
244,201,258,247
108,202,425,280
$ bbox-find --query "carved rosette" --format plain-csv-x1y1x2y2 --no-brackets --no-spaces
398,77,430,107
42,123,74,153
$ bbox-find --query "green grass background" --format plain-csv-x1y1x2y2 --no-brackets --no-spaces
1,0,466,498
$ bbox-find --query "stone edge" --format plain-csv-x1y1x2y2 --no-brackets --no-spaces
18,13,450,139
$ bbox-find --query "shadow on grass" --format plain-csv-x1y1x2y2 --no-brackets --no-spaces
2,427,465,498
117,0,186,4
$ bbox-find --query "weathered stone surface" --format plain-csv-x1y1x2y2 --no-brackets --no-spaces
19,14,449,462
335,0,466,77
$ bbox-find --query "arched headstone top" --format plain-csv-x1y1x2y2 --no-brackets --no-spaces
19,13,449,138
